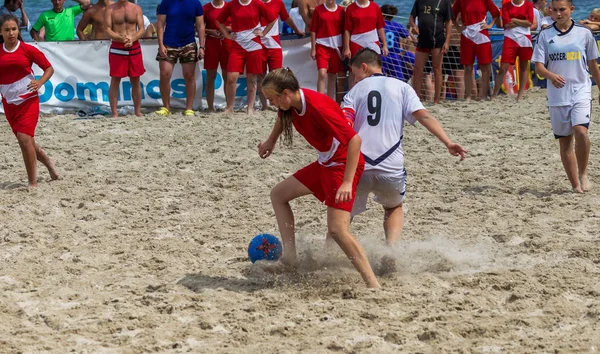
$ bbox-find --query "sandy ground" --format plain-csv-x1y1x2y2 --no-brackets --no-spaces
1,88,600,353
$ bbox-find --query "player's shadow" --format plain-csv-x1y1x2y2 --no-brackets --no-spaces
178,272,275,293
0,181,27,190
517,188,572,197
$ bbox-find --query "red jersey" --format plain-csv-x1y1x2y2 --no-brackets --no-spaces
260,0,289,48
502,0,533,47
0,41,51,106
290,89,359,167
204,1,231,30
217,0,276,52
452,0,499,27
344,1,384,53
310,3,344,49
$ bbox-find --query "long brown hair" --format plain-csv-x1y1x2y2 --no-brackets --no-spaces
261,68,300,147
0,14,24,44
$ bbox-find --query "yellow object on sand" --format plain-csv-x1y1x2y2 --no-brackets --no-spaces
184,110,195,116
155,107,171,116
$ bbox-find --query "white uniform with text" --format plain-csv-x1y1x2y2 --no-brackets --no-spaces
343,74,425,216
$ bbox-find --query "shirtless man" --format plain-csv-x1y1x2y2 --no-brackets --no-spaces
105,0,145,117
297,0,324,30
76,0,114,40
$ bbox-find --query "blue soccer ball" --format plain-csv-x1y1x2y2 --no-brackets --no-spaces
248,234,283,263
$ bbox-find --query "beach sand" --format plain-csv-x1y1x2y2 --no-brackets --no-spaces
1,88,599,353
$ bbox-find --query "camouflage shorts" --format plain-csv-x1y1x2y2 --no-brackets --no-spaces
156,42,198,64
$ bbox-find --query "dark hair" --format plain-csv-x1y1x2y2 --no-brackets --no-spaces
350,48,383,69
4,0,11,7
551,0,573,4
0,14,23,43
156,4,160,12
261,68,300,147
380,4,398,19
291,0,298,8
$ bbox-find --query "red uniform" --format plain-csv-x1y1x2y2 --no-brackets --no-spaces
109,41,145,78
260,0,289,71
203,1,232,70
501,0,534,64
344,1,384,57
0,41,51,137
290,89,365,212
217,0,276,74
452,0,500,65
310,4,344,73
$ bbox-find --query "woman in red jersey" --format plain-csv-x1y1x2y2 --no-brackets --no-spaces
0,14,58,187
257,68,380,289
203,0,232,112
216,0,277,114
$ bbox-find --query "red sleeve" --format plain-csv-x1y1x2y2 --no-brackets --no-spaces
501,4,510,24
310,7,319,33
26,44,51,71
487,0,500,18
452,0,461,19
259,1,278,23
217,3,231,24
525,2,534,22
344,5,353,32
317,95,357,146
278,0,290,22
375,4,384,30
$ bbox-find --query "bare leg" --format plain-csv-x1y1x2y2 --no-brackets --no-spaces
479,63,492,100
423,74,434,102
257,73,268,111
108,77,121,117
130,76,142,117
246,73,258,115
378,204,404,275
206,69,218,112
225,71,239,113
268,176,313,270
412,50,429,101
221,69,229,109
454,69,465,100
516,59,529,101
34,143,59,180
573,125,591,191
431,48,444,104
559,135,583,193
182,62,197,111
16,133,37,187
464,64,474,102
316,68,327,94
159,60,175,111
327,207,380,288
492,62,510,99
327,73,337,100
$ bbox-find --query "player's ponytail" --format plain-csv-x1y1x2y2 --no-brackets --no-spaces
0,14,24,44
261,68,300,147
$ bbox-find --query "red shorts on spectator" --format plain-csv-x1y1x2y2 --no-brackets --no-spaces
263,47,283,72
204,37,230,70
227,48,265,74
3,97,39,137
316,44,343,73
501,44,533,65
109,41,146,78
459,37,493,66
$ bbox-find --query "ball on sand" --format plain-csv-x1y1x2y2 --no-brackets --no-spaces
248,234,283,263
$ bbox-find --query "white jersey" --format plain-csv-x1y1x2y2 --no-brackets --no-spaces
343,74,425,174
533,8,542,31
531,21,599,106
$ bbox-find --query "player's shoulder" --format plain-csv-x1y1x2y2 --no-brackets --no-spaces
572,23,594,35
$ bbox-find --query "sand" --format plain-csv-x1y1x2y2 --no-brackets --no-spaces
1,88,599,353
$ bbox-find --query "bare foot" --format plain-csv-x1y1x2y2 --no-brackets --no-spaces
573,186,584,193
580,174,592,192
135,112,143,117
258,260,297,274
224,108,234,114
247,108,255,115
516,92,524,102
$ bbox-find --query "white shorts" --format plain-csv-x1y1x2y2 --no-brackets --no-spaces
549,100,592,138
351,169,407,217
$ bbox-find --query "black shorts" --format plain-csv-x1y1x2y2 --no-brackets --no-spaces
442,45,463,75
416,33,445,51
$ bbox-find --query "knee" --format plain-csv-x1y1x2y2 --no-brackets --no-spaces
16,133,31,146
573,127,589,140
183,72,195,81
327,225,347,242
270,184,289,205
318,70,327,80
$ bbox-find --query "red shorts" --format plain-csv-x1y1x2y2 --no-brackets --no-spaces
459,36,493,66
263,47,283,72
501,44,533,64
349,41,363,58
204,37,230,70
3,97,39,137
227,46,265,75
293,159,364,213
109,41,146,78
316,44,343,73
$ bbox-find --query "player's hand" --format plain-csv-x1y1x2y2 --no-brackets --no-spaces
447,142,467,161
550,74,566,88
382,45,389,57
442,42,449,54
310,48,316,60
480,22,493,30
197,47,205,60
335,181,353,204
216,31,224,39
296,29,305,37
27,80,42,92
253,28,266,38
343,47,351,59
158,44,168,58
410,24,419,35
258,139,276,159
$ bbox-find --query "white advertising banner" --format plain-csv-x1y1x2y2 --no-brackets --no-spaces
0,37,316,114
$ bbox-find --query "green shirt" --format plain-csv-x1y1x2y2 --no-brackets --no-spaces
32,5,84,41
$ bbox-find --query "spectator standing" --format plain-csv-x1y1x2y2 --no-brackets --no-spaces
532,0,546,30
30,0,91,41
203,0,231,112
155,0,206,116
1,0,29,30
76,0,114,40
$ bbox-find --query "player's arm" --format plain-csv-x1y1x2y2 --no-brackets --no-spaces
588,60,600,97
30,16,44,41
104,7,123,42
284,17,304,36
511,18,532,28
310,31,316,60
443,20,452,54
18,0,29,28
336,133,362,203
258,116,284,159
195,14,206,57
534,62,565,88
73,0,91,11
297,0,311,28
76,8,93,40
413,109,467,160
133,6,145,42
157,14,167,56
